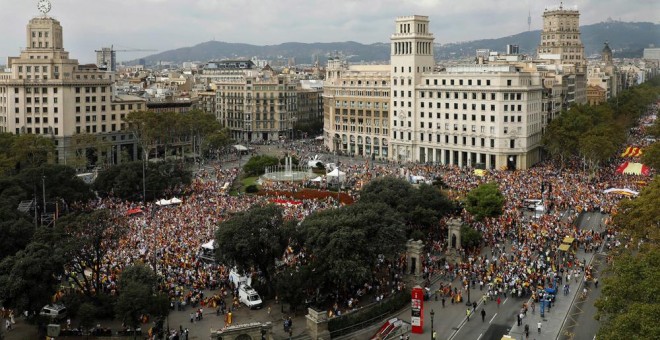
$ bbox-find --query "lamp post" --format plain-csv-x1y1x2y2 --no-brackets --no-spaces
430,309,435,339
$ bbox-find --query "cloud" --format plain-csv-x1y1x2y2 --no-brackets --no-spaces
0,0,656,64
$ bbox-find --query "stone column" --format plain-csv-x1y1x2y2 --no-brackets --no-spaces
447,218,462,250
306,307,331,340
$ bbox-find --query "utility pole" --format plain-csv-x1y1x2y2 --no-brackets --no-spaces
42,176,46,214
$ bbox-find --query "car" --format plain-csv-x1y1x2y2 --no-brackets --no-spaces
40,304,67,321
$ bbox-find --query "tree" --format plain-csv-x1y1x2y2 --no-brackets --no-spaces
202,129,232,159
298,202,406,302
242,155,280,177
93,161,191,201
0,236,66,314
68,133,111,170
215,205,287,295
461,225,483,249
579,123,622,173
595,247,660,340
613,177,660,243
464,182,505,221
77,303,98,331
115,264,168,339
55,209,126,299
359,177,453,234
16,164,94,204
11,134,55,170
641,142,660,170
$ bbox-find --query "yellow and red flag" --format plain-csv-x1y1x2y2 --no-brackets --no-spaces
621,146,643,157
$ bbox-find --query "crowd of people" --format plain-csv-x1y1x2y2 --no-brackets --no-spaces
49,101,657,336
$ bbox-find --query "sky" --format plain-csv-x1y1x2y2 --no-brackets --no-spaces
0,0,657,64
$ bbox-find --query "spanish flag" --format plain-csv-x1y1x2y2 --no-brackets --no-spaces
621,146,643,157
615,162,651,176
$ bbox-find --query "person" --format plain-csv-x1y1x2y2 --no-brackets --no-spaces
432,330,437,339
496,296,501,308
466,308,471,321
594,277,599,288
524,324,530,339
5,319,11,332
472,301,477,311
442,296,445,308
517,313,522,326
189,312,194,323
481,309,486,322
538,321,542,333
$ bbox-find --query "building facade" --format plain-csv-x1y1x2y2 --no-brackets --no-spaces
323,59,391,158
0,15,145,167
536,3,587,108
322,15,546,169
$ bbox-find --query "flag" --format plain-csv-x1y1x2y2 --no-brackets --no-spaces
474,169,487,177
621,146,643,157
615,162,651,176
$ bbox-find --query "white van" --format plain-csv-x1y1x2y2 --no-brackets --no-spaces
238,285,263,309
40,304,67,321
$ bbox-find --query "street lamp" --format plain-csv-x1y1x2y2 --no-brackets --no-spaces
430,309,435,339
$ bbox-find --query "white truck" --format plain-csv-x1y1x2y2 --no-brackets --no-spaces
238,285,263,309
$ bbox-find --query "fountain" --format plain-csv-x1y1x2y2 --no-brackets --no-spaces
260,154,313,182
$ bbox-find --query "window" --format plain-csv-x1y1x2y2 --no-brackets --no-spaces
510,139,515,148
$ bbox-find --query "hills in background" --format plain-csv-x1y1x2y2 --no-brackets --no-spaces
134,21,659,65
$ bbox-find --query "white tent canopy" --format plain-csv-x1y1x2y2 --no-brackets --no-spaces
156,197,183,206
310,176,323,182
233,144,248,151
201,240,217,250
327,168,346,179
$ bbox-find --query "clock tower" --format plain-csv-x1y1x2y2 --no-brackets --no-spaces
389,15,435,162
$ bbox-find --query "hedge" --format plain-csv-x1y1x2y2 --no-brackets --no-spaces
328,290,410,337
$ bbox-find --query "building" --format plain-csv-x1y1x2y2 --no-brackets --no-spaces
96,47,117,72
211,61,299,142
0,11,145,167
536,3,587,108
389,15,436,163
586,84,607,106
323,58,391,158
296,80,324,137
643,48,660,61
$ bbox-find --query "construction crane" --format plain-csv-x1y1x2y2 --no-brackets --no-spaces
95,45,158,71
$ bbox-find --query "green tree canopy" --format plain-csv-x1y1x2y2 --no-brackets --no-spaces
93,161,191,202
595,247,660,340
297,202,406,300
55,209,126,299
115,264,169,336
359,177,453,234
242,155,280,177
613,177,660,242
9,134,55,171
464,182,505,221
215,204,288,295
0,235,66,313
641,142,660,170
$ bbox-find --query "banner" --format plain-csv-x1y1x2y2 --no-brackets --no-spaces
621,146,643,157
615,162,650,176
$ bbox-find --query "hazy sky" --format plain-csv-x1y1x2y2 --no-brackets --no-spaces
0,0,657,64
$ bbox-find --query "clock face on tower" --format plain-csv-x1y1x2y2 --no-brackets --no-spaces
38,0,51,15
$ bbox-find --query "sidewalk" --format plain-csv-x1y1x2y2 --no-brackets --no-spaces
506,249,596,340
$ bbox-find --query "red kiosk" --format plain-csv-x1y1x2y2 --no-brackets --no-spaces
411,286,424,334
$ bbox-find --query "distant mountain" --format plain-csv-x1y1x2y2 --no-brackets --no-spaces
134,21,659,65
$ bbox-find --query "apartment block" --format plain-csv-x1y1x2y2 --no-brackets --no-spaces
0,16,145,167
